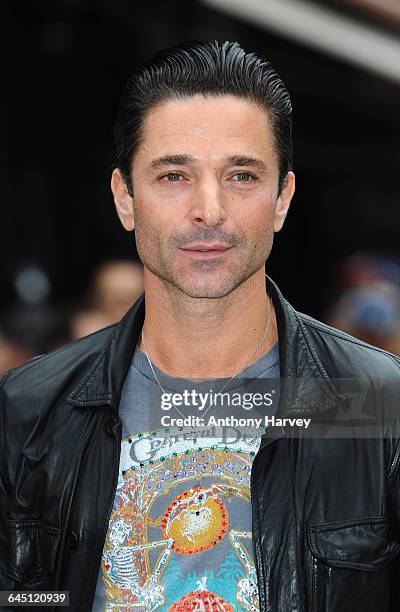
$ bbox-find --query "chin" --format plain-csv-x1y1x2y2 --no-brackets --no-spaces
182,288,234,299
172,277,244,299
147,261,260,297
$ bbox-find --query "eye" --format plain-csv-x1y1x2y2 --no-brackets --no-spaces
161,172,183,182
231,171,256,182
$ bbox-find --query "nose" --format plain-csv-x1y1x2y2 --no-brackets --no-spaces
189,176,227,227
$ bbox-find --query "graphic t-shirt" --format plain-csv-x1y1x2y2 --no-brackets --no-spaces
92,342,280,611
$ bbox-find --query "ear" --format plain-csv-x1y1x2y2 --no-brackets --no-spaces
274,171,295,233
111,169,135,231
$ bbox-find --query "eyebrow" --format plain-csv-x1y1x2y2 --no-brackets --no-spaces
148,154,267,172
149,155,196,170
226,156,267,171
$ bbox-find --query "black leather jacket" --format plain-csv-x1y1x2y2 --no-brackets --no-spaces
1,277,400,611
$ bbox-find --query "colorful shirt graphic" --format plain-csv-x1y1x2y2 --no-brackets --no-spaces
101,426,261,611
92,342,280,611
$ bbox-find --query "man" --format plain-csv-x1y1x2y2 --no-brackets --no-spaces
1,41,400,612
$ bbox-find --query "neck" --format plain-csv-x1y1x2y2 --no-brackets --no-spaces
139,268,278,378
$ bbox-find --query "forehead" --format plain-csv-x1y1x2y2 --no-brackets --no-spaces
135,94,277,163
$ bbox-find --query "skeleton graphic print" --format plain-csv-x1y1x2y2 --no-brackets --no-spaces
100,426,262,611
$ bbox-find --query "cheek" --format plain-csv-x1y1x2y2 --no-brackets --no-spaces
132,194,176,263
242,198,277,260
133,191,165,233
238,195,276,234
134,185,185,228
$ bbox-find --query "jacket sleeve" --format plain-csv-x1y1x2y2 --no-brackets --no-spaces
0,372,14,590
388,438,400,611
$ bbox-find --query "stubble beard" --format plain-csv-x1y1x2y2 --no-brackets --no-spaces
133,207,274,299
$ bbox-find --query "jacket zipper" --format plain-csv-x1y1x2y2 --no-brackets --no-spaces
84,416,122,611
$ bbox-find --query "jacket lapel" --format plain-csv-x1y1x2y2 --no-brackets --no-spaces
266,276,345,417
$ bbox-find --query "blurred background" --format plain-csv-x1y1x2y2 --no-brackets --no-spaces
2,0,400,372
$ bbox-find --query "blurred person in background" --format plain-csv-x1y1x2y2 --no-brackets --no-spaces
0,302,68,375
0,260,144,367
0,331,32,376
69,307,110,341
0,263,69,374
1,41,400,612
327,252,400,355
69,260,144,339
91,259,144,325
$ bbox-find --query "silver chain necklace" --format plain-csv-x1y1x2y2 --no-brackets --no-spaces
141,292,273,421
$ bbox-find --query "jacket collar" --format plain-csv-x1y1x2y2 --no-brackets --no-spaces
68,276,345,415
266,276,345,415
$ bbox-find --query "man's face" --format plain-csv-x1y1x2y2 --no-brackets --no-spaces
112,94,295,298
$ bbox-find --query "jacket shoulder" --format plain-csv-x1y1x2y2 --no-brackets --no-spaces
298,310,400,377
0,324,117,401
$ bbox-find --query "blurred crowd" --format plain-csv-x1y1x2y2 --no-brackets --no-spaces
325,252,400,356
0,260,144,376
1,251,400,377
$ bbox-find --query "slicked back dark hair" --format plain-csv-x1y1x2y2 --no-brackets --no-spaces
113,40,293,195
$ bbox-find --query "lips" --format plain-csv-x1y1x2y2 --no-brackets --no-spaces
180,244,233,259
181,243,232,252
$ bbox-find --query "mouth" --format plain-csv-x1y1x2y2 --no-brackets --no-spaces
180,244,233,258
